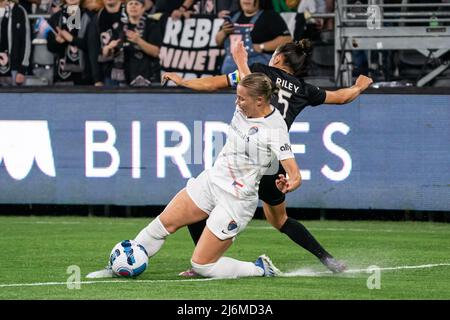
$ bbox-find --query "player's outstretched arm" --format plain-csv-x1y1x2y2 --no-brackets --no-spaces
232,41,251,78
161,73,229,92
277,158,302,194
324,75,373,105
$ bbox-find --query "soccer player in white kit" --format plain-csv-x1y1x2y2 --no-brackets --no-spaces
89,73,302,279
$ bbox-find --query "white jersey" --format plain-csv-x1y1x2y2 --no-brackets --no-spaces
208,105,294,200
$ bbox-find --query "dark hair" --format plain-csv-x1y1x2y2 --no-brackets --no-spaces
239,72,278,101
274,39,312,77
237,0,274,11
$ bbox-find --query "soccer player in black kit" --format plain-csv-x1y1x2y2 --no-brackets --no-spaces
162,39,373,275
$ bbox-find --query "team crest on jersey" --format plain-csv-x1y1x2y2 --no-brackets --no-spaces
227,220,238,231
248,126,259,135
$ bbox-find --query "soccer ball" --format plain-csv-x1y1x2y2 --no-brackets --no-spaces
109,240,148,278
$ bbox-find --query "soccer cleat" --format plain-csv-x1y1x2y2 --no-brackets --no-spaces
322,257,347,273
86,265,115,279
254,254,281,277
178,268,199,277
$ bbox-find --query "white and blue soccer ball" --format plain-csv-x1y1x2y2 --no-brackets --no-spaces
109,240,148,278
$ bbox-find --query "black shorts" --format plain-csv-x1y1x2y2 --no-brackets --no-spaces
258,164,286,206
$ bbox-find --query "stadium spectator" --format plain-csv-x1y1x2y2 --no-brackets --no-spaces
144,0,155,14
294,0,327,41
93,0,161,86
0,0,31,86
272,0,298,12
170,0,231,19
121,0,161,86
34,0,55,14
170,0,196,19
18,0,37,13
216,0,292,74
88,72,301,279
50,0,62,12
155,0,239,21
47,0,94,85
82,0,102,15
215,0,240,18
88,0,126,86
153,0,183,16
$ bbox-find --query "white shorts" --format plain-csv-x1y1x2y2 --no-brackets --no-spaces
186,170,258,241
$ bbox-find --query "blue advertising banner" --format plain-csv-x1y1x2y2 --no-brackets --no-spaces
0,92,449,211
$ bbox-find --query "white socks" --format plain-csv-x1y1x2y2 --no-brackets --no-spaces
191,257,264,278
134,216,170,257
135,217,264,278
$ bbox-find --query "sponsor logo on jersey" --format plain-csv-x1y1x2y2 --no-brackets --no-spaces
0,121,56,180
280,143,292,152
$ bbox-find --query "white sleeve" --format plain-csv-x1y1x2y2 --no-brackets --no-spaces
269,126,294,161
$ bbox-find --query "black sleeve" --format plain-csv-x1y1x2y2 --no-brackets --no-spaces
145,19,162,47
265,11,290,38
87,14,102,83
251,11,290,44
47,13,66,55
13,5,31,74
71,36,86,50
69,13,91,51
304,82,327,106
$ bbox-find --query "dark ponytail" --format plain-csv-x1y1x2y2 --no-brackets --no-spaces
274,39,312,77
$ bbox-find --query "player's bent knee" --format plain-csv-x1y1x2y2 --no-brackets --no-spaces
157,220,177,234
158,215,182,234
268,217,287,230
191,260,216,278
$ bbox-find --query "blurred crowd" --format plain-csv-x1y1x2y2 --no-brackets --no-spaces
0,0,449,87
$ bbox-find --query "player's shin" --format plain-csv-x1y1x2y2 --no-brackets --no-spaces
134,216,170,257
280,217,332,261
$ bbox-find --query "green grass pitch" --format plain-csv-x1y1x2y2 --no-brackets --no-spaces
0,216,449,300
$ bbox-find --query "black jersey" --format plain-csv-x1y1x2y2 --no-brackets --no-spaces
227,63,327,129
251,63,326,129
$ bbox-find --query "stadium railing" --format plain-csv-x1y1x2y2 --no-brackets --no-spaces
335,1,450,87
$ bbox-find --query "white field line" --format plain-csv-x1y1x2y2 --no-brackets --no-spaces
0,277,217,288
1,263,450,288
282,263,450,277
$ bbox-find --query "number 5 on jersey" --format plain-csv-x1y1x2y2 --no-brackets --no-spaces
278,89,292,119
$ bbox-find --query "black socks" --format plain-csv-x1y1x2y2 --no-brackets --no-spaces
188,219,206,245
280,217,332,262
